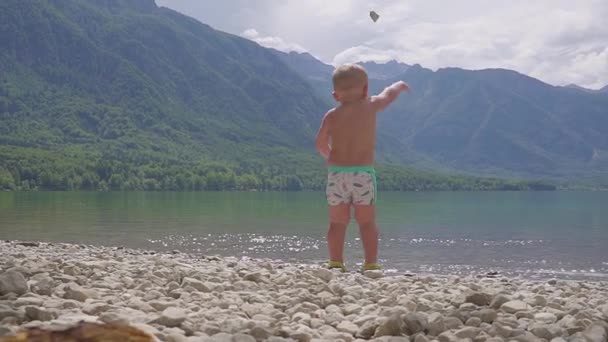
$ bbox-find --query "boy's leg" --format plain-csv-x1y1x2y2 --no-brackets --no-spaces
354,205,378,265
328,204,350,263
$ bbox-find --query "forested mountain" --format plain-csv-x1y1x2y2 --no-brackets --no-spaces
0,0,550,191
276,52,608,182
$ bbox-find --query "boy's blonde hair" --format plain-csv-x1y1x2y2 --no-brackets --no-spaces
332,64,368,94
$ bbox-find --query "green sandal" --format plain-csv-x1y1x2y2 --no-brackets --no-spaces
362,263,382,271
327,261,347,272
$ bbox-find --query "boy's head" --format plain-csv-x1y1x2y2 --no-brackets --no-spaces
332,63,368,103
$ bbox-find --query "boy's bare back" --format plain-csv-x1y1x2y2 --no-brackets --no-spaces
315,63,409,167
323,99,377,166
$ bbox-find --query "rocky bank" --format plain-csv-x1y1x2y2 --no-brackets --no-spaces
1,241,607,342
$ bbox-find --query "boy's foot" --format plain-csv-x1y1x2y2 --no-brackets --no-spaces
327,261,346,272
362,263,382,271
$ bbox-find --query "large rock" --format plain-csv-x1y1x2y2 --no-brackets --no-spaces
181,277,211,293
31,276,54,296
500,300,530,314
466,317,482,327
454,327,481,339
490,295,510,309
374,337,410,342
336,320,359,335
375,316,404,337
427,312,446,336
582,323,608,342
233,333,256,342
63,283,99,302
82,302,111,315
153,307,187,327
0,271,29,296
403,313,428,335
601,305,608,320
466,292,490,306
493,322,513,338
529,324,562,340
25,306,57,321
443,317,463,330
219,316,253,334
414,335,430,342
534,312,557,324
313,269,334,282
437,331,459,342
364,270,384,279
356,319,378,339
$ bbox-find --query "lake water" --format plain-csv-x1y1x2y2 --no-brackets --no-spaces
1,191,607,280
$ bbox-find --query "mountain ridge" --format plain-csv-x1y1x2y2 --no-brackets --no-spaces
0,0,556,191
272,51,608,181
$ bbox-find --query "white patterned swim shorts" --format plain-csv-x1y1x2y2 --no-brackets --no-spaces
326,170,376,206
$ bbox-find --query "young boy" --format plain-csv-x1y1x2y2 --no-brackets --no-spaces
315,63,409,272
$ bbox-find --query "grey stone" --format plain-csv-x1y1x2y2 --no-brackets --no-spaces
414,335,430,342
99,311,130,325
313,269,334,282
549,338,567,342
466,317,482,327
63,283,99,302
490,295,510,310
336,321,359,335
582,323,608,342
529,324,561,340
466,292,490,306
356,319,378,339
455,327,481,339
219,316,252,334
233,333,256,342
375,315,405,337
25,306,56,321
500,300,530,314
530,295,547,307
364,270,384,279
31,276,54,296
403,313,428,335
182,277,212,293
493,322,513,338
82,302,111,315
0,309,23,322
0,271,29,296
154,307,187,327
250,325,274,341
437,331,458,342
427,312,445,336
478,309,497,323
534,312,557,324
243,272,263,283
443,316,463,330
374,337,410,342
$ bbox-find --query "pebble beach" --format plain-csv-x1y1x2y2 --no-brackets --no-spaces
1,240,607,342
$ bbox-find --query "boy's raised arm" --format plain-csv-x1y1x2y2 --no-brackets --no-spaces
315,110,332,160
371,81,410,112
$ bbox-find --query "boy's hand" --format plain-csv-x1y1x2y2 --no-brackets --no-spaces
315,110,333,162
371,80,410,112
396,81,410,92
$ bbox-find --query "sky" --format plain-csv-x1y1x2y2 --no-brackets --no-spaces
155,0,608,89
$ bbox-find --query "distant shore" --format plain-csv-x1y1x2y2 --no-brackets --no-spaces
1,240,607,342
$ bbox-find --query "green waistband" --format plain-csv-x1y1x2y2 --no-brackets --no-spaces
327,165,375,173
327,165,377,202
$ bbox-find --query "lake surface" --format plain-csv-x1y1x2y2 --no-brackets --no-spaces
1,191,607,280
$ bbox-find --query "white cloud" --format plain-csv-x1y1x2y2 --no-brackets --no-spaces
329,1,608,89
241,28,307,54
157,0,608,89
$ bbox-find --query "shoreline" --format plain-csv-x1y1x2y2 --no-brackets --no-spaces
1,240,607,342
